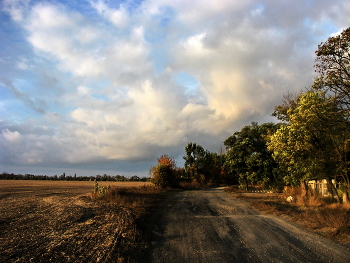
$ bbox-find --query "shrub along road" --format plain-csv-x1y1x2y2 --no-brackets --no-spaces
148,188,350,263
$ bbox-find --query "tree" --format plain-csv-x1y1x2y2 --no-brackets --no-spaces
313,27,350,112
267,91,345,200
272,92,299,122
183,143,206,182
224,122,281,190
60,172,66,180
312,27,350,202
205,152,227,185
150,155,180,188
183,143,225,185
130,175,140,181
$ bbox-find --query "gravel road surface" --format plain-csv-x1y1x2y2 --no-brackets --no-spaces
149,188,350,263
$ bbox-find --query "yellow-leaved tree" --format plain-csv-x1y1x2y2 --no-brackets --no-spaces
267,91,346,201
150,155,181,188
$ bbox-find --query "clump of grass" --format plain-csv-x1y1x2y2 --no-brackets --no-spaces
95,185,164,209
313,204,350,229
284,186,303,196
252,200,280,213
250,187,350,244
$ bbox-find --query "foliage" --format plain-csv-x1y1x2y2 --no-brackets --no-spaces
183,143,207,182
183,143,226,185
313,27,350,112
94,180,110,198
149,155,181,188
267,91,347,197
312,27,350,200
224,122,282,190
272,92,299,122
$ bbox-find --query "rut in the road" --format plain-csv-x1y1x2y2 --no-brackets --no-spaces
148,188,350,263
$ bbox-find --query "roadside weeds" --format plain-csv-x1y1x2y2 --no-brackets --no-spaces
93,185,168,262
224,187,350,247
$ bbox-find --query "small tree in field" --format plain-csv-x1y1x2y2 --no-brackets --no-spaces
150,155,180,188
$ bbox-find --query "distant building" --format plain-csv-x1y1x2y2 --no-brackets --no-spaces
308,179,338,196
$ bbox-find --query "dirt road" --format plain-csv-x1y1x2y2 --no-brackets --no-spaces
149,188,350,263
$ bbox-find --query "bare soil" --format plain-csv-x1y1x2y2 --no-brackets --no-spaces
0,180,151,263
3,182,350,263
148,187,350,263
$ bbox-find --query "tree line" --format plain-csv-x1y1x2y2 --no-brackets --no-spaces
150,27,350,202
0,172,149,182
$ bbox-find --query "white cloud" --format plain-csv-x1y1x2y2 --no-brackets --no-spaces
2,129,22,143
16,2,152,87
90,0,130,28
23,4,105,77
77,26,100,44
143,0,253,24
2,0,30,22
1,0,350,174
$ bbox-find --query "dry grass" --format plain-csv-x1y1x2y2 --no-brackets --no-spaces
224,185,350,246
238,186,350,246
313,204,350,228
95,185,165,209
91,183,167,261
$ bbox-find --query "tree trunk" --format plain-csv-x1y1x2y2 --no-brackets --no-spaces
326,178,341,203
343,192,349,203
301,180,309,197
343,173,350,203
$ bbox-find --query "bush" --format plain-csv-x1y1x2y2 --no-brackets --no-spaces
93,180,110,198
150,155,180,188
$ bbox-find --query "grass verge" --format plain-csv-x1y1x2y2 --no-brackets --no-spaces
225,186,350,247
92,184,167,262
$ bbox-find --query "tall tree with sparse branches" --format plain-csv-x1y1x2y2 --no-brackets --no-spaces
313,27,350,113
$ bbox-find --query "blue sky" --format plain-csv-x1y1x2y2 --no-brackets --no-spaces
1,0,349,177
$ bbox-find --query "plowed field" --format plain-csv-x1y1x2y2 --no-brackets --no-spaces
0,180,150,263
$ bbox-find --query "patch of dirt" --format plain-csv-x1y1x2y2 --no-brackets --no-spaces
148,188,350,263
0,181,149,263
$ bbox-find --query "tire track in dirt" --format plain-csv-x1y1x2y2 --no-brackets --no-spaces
0,190,136,262
149,188,350,263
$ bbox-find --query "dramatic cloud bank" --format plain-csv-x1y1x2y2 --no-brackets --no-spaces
1,0,350,176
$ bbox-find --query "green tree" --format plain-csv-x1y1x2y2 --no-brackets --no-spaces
224,122,281,190
312,27,350,201
183,143,207,183
130,175,140,181
150,155,180,188
60,172,66,180
183,143,225,185
206,152,227,185
267,91,345,200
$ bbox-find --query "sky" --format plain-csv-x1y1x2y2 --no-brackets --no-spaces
1,0,350,177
